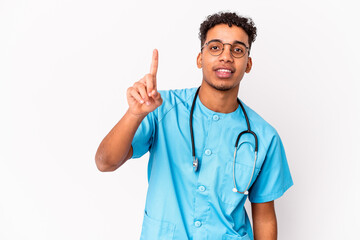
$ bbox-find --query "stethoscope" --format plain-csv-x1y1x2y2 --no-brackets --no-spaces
190,87,258,195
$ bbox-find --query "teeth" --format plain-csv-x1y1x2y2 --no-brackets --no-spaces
217,69,231,73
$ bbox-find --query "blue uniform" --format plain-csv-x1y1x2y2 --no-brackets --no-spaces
131,88,293,240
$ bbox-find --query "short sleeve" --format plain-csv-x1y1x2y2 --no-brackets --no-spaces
249,133,293,203
131,111,156,159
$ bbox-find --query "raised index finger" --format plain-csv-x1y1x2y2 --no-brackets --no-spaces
150,49,158,77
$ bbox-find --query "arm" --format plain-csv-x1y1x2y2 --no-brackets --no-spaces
95,49,162,172
251,201,277,240
95,111,145,172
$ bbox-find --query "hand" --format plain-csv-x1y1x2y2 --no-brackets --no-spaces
126,49,163,118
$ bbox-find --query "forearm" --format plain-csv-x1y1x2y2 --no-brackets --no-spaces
95,110,145,171
253,216,277,240
252,201,277,240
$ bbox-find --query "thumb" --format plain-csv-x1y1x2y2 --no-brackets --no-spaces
152,91,162,106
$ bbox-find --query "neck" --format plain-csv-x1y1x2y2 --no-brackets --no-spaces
198,82,239,113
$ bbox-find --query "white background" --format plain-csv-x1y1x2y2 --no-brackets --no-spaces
1,0,359,239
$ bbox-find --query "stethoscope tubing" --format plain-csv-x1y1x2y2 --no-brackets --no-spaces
190,87,259,195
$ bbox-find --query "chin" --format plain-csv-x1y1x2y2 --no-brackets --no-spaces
206,80,237,92
213,85,233,91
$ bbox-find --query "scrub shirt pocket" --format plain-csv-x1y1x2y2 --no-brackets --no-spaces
222,233,251,240
219,141,260,206
140,211,175,240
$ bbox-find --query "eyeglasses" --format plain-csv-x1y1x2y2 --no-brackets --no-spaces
201,39,249,58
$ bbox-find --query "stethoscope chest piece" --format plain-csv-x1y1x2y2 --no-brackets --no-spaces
193,157,199,172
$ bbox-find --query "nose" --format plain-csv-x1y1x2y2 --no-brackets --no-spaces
218,44,233,62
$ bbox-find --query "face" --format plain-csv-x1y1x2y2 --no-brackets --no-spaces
197,24,252,92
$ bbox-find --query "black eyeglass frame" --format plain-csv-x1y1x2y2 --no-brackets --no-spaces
201,39,250,58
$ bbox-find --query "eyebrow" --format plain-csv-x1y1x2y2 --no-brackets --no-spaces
208,39,248,48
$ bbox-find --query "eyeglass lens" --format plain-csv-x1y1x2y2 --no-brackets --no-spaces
207,41,247,58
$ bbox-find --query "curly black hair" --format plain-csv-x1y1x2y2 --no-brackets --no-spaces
199,12,257,52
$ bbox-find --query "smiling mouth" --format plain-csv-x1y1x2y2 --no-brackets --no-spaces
217,69,232,73
215,68,233,78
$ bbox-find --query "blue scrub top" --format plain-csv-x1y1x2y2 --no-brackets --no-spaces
131,88,293,240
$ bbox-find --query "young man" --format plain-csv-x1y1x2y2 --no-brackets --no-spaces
96,12,293,240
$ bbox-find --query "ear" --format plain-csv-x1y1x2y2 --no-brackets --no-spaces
245,57,252,73
196,52,202,69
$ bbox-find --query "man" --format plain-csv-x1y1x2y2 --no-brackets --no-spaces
95,12,293,240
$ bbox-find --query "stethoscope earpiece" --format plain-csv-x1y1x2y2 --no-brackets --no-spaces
232,188,249,195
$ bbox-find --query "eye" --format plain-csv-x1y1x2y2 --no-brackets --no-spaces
208,42,223,53
231,44,247,57
233,47,244,53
